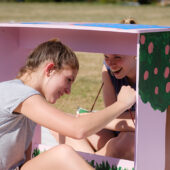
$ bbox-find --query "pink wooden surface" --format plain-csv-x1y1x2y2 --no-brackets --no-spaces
135,96,166,170
0,27,29,81
0,26,138,56
78,151,134,169
19,27,138,56
32,125,42,153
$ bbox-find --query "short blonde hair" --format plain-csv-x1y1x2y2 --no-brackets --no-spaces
120,17,137,24
17,39,79,78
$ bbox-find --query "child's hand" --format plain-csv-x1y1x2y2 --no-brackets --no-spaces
117,86,136,109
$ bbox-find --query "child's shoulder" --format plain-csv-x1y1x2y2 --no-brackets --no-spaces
0,79,40,102
0,79,38,92
0,79,41,114
0,79,23,87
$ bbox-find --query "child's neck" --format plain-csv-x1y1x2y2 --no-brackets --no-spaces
127,74,136,86
19,72,42,92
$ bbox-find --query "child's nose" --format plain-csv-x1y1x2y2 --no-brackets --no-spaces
107,59,116,66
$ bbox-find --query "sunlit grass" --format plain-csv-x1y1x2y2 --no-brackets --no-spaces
0,2,170,25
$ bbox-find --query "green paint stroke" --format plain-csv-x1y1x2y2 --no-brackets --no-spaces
88,160,134,170
139,32,170,112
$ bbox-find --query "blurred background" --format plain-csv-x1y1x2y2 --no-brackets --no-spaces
0,0,170,114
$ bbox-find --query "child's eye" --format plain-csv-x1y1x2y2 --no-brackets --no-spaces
104,55,109,59
104,56,110,61
115,55,121,59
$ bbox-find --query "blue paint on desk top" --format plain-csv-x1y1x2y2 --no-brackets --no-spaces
74,23,170,30
21,22,170,30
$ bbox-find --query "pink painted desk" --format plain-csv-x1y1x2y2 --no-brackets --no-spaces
0,22,169,170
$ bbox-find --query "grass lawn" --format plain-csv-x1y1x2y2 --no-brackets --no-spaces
0,2,170,113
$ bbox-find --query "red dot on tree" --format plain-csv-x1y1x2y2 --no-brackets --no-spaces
148,42,154,54
144,70,149,80
155,86,159,95
154,67,158,75
164,67,169,79
140,35,145,45
165,45,170,55
166,82,170,93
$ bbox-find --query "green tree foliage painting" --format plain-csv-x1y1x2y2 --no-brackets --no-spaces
139,32,170,112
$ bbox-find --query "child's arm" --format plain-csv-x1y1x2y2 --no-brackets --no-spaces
104,111,135,131
102,64,117,107
102,64,135,132
77,109,135,131
14,86,135,139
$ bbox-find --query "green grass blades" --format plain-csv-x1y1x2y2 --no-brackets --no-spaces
32,148,41,158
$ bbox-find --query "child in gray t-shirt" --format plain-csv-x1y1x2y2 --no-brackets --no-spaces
0,39,136,170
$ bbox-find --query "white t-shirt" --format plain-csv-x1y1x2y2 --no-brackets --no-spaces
0,79,40,170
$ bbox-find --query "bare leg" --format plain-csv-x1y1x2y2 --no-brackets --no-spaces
51,130,134,160
51,131,95,153
96,132,135,161
87,129,117,151
21,144,94,170
55,129,116,152
51,129,119,154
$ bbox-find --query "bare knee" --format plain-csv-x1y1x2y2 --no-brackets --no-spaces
118,132,135,148
104,132,135,160
52,144,74,157
21,145,75,170
116,132,135,160
96,129,116,150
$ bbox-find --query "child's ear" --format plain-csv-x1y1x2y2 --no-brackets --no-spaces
45,63,55,77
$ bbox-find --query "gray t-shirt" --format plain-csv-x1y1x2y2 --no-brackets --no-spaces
0,79,40,170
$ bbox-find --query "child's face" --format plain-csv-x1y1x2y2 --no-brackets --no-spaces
44,66,78,104
104,54,136,79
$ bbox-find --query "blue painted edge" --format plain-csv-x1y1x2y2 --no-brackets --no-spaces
21,22,170,30
74,23,170,30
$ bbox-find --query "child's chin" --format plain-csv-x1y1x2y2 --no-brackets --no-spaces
114,75,120,79
48,98,57,104
114,74,124,79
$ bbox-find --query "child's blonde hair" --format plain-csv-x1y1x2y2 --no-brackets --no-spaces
120,17,137,24
17,39,79,78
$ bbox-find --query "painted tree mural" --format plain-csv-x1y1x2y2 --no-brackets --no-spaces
139,31,170,112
